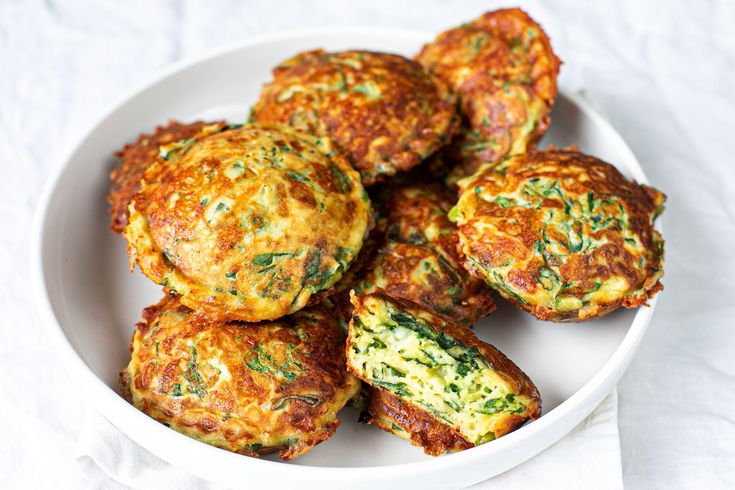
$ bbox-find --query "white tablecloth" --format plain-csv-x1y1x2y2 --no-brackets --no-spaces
2,1,734,488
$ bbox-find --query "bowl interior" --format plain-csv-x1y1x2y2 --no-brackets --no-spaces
39,30,642,468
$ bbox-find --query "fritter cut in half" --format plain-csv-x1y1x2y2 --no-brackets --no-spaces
339,183,494,327
124,125,370,322
108,120,229,233
416,8,560,180
346,292,541,455
251,50,459,185
121,295,360,460
450,149,666,321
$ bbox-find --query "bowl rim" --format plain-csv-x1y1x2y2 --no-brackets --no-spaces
30,26,659,484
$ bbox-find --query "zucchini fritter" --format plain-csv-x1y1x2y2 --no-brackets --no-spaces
416,8,560,180
251,50,459,185
337,184,494,327
121,295,360,460
108,120,228,233
346,293,541,455
450,149,666,321
124,125,370,322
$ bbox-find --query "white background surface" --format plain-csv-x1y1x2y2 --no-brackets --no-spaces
1,0,734,488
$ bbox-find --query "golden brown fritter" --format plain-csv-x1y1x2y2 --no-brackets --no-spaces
450,149,666,322
108,120,229,233
124,125,370,322
335,183,494,327
121,295,360,460
346,292,541,456
416,8,560,180
251,50,459,185
364,388,472,455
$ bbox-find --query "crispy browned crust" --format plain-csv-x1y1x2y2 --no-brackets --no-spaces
454,148,666,322
333,183,494,326
252,50,459,185
347,292,542,454
123,125,370,322
362,241,495,326
123,295,360,460
366,388,473,456
108,120,227,233
416,8,560,178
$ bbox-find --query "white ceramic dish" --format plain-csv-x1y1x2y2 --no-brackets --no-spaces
32,28,659,489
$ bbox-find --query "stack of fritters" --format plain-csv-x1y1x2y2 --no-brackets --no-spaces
121,296,360,460
333,182,495,327
109,8,665,460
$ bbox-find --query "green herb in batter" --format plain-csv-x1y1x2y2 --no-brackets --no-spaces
384,365,406,378
352,81,382,100
245,345,273,373
334,67,348,93
328,163,353,193
494,196,515,208
159,138,196,160
283,168,307,182
302,248,334,290
390,311,434,339
372,380,412,397
445,399,463,412
368,337,386,350
244,343,302,382
252,252,291,267
471,33,489,57
492,271,529,305
182,346,207,397
538,267,560,291
162,248,174,263
272,394,322,410
477,431,496,444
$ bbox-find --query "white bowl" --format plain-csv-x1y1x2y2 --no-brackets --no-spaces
32,28,659,490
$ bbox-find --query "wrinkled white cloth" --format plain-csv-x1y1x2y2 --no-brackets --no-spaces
2,1,735,489
74,392,621,490
472,390,622,490
76,410,217,490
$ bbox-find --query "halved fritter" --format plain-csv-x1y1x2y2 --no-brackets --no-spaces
335,183,494,327
450,149,666,321
108,120,229,233
121,295,360,460
416,8,560,180
251,50,459,185
346,292,541,455
365,387,471,454
124,125,370,322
